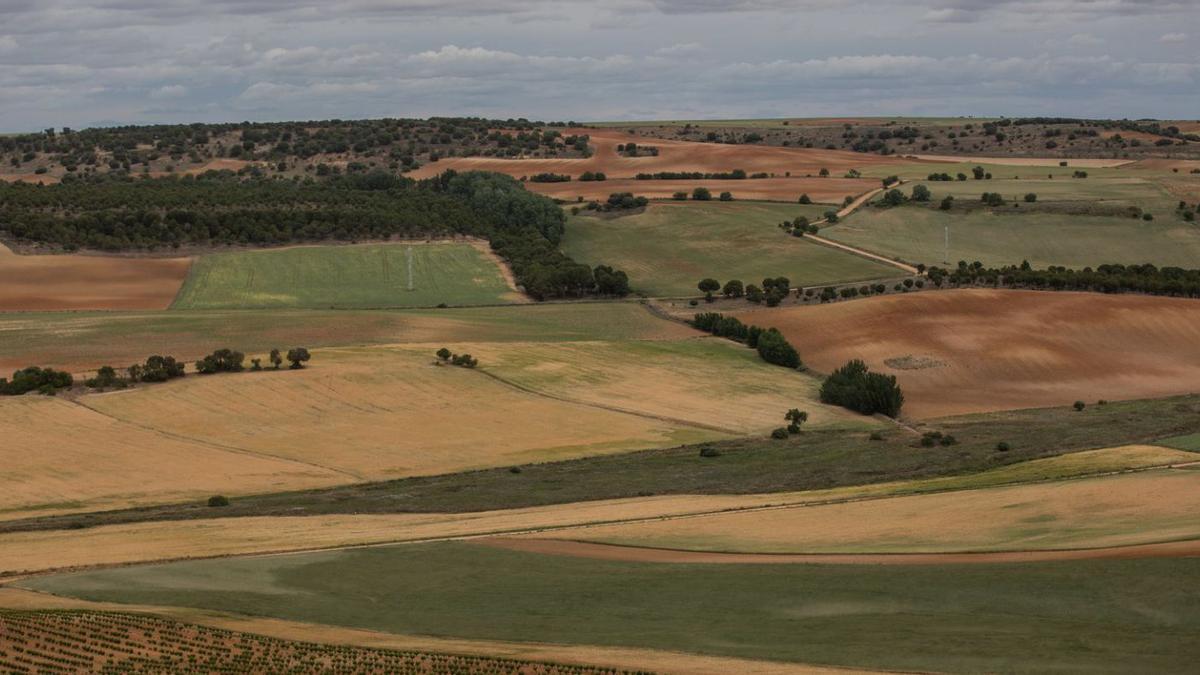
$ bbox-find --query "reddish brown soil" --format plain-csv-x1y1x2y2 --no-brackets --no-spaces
479,537,1200,565
527,176,876,203
730,289,1200,418
0,243,191,311
408,128,919,181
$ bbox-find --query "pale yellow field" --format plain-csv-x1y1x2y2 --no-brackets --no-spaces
544,467,1200,554
0,396,348,520
1,444,1188,575
474,339,878,433
74,345,722,482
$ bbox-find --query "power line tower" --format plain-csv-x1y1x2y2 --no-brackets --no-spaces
407,246,414,291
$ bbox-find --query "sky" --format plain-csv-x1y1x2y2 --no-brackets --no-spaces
0,0,1196,131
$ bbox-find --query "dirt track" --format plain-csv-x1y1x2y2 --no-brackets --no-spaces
478,537,1200,565
0,242,191,311
733,289,1200,418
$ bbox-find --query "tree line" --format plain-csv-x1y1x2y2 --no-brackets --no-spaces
690,312,802,369
927,260,1200,298
0,168,631,301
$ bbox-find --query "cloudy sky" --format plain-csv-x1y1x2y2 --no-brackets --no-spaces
1,0,1196,130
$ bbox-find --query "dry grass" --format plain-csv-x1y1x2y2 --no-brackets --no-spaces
73,345,720,482
733,289,1200,418
1,444,1188,575
0,242,190,311
543,468,1200,554
0,396,348,521
407,128,916,181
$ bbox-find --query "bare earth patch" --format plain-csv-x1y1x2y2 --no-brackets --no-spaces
733,289,1200,418
0,242,191,311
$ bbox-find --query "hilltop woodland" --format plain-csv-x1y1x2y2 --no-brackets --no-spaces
0,170,630,300
622,117,1200,159
0,117,591,178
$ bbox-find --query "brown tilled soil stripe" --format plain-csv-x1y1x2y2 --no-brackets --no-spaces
476,537,1200,565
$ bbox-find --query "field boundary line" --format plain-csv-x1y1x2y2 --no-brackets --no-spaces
473,367,742,435
64,397,366,481
3,457,1197,580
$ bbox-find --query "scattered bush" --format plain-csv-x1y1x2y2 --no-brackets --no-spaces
770,427,789,440
1,366,74,396
1074,400,1086,411
195,348,245,374
996,441,1011,452
207,495,230,507
699,446,722,458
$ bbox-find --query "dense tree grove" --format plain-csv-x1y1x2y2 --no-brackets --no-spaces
690,312,803,369
927,260,1200,298
819,359,904,418
0,168,630,301
0,367,73,396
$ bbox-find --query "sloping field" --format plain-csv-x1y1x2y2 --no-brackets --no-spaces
476,339,876,433
563,202,897,296
22,542,1200,673
527,177,875,204
75,345,721,481
0,611,625,675
0,242,190,311
407,129,917,180
911,154,1132,168
0,396,348,520
1,444,1187,575
172,241,519,310
0,302,694,374
534,469,1200,554
731,290,1200,418
825,205,1200,269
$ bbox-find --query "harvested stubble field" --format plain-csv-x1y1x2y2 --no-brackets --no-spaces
527,177,875,204
563,202,896,296
0,444,1190,575
172,241,522,310
732,289,1200,418
20,542,1200,673
406,128,917,181
530,467,1200,554
0,242,191,311
68,344,721,481
0,302,693,374
0,610,626,675
0,395,347,520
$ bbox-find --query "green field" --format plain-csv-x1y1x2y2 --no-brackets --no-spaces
0,302,692,373
172,242,516,310
826,203,1200,269
22,543,1200,673
563,202,897,296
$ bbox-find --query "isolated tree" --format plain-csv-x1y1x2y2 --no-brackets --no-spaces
692,186,712,201
1025,193,1037,202
672,191,688,201
269,348,283,370
881,189,906,207
286,347,311,370
972,165,985,180
722,279,744,298
798,194,812,204
940,195,954,211
818,168,830,177
719,191,734,201
784,408,809,434
911,184,931,202
251,358,263,371
436,347,452,362
698,277,721,300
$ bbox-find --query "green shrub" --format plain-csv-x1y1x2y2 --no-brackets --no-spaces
207,495,230,507
996,441,1011,452
770,427,789,440
820,359,904,417
699,446,722,458
1074,400,1086,411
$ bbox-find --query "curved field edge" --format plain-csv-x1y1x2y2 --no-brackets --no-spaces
518,464,1200,554
0,444,1192,576
0,608,644,675
16,543,1200,674
0,592,859,675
